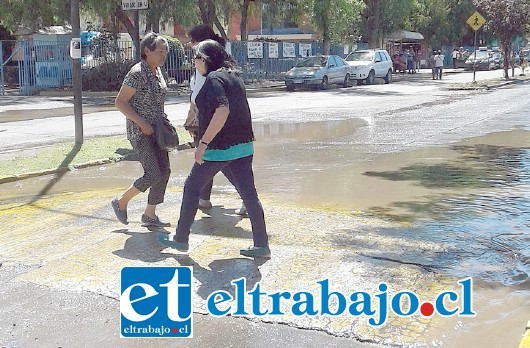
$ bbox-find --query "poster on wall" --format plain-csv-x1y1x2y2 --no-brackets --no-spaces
247,42,263,58
269,43,279,58
299,43,312,57
283,43,296,58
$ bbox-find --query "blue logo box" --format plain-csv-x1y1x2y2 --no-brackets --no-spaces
120,266,193,338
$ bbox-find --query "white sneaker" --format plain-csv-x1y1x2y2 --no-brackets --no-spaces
235,202,247,216
198,199,212,209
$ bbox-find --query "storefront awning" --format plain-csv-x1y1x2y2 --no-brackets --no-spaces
388,30,424,41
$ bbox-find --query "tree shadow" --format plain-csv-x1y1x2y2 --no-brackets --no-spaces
28,142,82,204
364,144,528,189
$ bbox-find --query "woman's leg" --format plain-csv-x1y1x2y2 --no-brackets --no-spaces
174,160,226,243
227,156,268,247
112,136,160,222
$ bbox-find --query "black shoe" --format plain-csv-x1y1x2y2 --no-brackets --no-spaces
240,246,271,258
141,214,170,227
111,198,128,225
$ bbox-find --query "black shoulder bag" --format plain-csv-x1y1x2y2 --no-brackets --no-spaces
147,69,179,151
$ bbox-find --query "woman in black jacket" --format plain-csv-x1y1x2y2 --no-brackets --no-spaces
158,39,270,258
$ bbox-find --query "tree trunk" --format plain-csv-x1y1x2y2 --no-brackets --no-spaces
214,17,228,40
240,0,251,41
198,0,213,26
363,0,382,48
115,5,140,61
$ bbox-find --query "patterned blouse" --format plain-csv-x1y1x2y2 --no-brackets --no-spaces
122,60,167,141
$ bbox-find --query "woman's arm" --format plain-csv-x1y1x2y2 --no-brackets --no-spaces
194,105,229,164
115,84,154,135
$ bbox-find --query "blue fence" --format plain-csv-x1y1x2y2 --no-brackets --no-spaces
1,38,359,94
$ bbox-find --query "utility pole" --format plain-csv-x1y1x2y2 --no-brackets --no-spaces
133,10,141,62
71,0,83,143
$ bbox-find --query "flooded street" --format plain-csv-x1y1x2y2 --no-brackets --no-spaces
1,79,529,347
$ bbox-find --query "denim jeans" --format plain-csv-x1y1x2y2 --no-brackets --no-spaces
193,134,237,201
175,155,268,247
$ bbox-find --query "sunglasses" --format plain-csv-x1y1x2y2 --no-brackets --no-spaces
194,54,203,60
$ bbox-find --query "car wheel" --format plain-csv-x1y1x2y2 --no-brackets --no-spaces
320,76,329,90
365,70,375,85
342,74,350,87
286,85,295,92
383,69,392,84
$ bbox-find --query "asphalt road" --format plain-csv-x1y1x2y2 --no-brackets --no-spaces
0,68,529,348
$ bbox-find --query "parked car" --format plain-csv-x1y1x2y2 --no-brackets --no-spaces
464,49,496,71
284,55,351,91
490,52,503,69
344,49,393,85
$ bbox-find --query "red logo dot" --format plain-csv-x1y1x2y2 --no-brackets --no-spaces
420,302,434,316
172,328,178,333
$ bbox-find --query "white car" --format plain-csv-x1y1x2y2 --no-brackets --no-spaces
345,49,393,85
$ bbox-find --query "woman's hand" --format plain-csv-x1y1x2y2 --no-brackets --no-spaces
195,142,207,164
140,122,154,136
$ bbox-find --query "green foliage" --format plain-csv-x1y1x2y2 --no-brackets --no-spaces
0,0,70,31
474,0,530,78
82,61,134,92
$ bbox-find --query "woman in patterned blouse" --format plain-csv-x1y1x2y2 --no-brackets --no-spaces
158,39,271,258
111,33,172,228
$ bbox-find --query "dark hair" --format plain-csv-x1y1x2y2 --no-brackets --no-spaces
189,24,226,47
140,32,168,59
194,39,238,75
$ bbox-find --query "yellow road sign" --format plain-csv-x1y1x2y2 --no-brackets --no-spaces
467,11,486,31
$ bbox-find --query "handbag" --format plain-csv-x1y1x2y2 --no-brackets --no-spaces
147,69,179,151
154,113,179,151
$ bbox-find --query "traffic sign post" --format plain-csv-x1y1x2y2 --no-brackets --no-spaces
467,11,486,83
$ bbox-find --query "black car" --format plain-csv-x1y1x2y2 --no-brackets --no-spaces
464,50,495,71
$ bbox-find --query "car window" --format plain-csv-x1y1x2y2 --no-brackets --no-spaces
333,57,344,67
295,56,327,68
327,56,337,66
345,51,374,62
375,52,384,62
470,51,490,59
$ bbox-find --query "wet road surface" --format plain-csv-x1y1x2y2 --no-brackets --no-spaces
0,75,529,347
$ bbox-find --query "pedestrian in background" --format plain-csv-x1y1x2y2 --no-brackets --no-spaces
159,39,271,258
452,48,459,69
185,24,247,216
111,33,171,228
429,50,437,79
435,50,444,80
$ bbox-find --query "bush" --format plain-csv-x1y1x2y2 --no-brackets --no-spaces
3,66,18,87
82,60,134,91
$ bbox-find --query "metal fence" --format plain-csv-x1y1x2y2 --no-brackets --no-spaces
1,38,360,95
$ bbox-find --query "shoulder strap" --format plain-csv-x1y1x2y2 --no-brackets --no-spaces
144,65,163,118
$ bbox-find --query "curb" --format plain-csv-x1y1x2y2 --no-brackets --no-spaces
519,320,530,348
0,142,195,185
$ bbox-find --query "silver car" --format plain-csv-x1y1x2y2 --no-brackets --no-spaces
284,55,351,91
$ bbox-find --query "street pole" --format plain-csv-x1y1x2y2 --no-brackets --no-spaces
71,0,83,143
133,10,140,62
472,29,477,83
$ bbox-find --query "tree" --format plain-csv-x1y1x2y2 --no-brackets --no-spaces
361,0,417,48
474,0,530,78
0,0,71,31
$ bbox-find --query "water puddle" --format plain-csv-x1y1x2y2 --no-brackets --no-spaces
1,119,529,347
